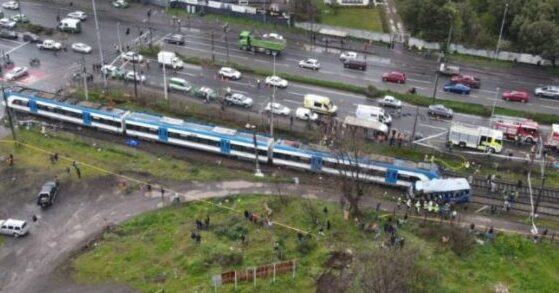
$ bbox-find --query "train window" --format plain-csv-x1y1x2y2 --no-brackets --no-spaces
92,116,122,128
168,131,184,139
12,99,29,107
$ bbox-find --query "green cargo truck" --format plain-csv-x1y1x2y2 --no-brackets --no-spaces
238,31,287,55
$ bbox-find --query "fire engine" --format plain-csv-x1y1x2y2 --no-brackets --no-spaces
491,115,539,144
545,124,559,150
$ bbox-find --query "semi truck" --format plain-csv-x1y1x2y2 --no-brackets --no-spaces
448,124,503,153
238,30,286,55
157,51,184,69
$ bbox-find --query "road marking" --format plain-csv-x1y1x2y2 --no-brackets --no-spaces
407,78,431,84
541,105,559,110
232,89,248,94
5,41,29,54
288,91,304,96
282,99,300,105
286,58,299,62
176,71,197,77
479,89,498,95
419,124,447,131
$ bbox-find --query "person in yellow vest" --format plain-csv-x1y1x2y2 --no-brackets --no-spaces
433,203,440,215
415,200,421,214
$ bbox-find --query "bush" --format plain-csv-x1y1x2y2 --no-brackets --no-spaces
138,45,161,58
22,23,54,35
213,218,248,241
296,237,317,255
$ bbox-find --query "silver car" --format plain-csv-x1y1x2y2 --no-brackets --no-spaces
71,42,92,54
534,86,559,99
225,93,253,108
5,66,28,81
428,104,453,118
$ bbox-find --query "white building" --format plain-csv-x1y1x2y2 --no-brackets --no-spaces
324,0,371,6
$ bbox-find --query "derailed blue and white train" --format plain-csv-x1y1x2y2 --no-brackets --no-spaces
6,90,442,188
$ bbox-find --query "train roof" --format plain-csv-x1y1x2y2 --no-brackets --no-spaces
125,112,271,146
8,91,128,118
415,178,470,193
274,139,439,177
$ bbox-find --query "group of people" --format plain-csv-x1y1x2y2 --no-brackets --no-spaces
398,194,457,219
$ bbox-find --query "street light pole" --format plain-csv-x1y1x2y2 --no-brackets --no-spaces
495,3,509,59
91,0,107,88
2,85,17,142
163,62,168,103
432,72,440,103
116,22,122,53
410,106,419,148
246,123,263,177
270,52,276,138
210,31,215,63
82,55,89,101
491,87,499,118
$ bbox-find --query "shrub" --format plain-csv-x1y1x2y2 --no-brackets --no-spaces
297,237,317,255
213,218,248,241
138,45,161,58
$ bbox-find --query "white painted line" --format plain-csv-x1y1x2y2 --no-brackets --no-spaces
176,71,197,77
479,89,497,95
286,58,299,62
6,41,29,54
288,91,304,96
419,124,447,131
232,89,248,94
541,105,559,110
407,78,431,85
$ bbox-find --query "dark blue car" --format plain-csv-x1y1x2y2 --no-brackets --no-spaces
443,83,471,95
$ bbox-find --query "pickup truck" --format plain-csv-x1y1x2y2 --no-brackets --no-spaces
438,63,460,76
37,39,62,50
37,181,59,208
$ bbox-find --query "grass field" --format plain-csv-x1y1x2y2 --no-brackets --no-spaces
319,5,384,32
71,194,559,292
0,128,256,182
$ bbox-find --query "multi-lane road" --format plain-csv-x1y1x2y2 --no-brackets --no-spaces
0,0,555,157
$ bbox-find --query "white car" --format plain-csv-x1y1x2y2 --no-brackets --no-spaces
218,67,241,80
263,33,284,40
298,58,320,70
225,93,253,108
295,107,319,121
0,219,29,237
112,0,129,8
124,71,146,83
378,95,402,108
264,102,290,116
339,51,358,62
121,51,144,63
71,42,92,54
101,65,116,75
5,66,28,81
265,75,288,88
2,1,19,10
0,18,16,29
67,11,87,20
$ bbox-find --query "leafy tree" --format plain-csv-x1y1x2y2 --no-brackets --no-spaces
518,20,559,65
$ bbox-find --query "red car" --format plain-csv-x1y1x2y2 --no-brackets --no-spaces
502,90,529,103
382,71,406,84
450,74,481,88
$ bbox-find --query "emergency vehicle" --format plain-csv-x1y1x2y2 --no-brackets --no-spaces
448,124,503,153
492,115,539,144
545,124,559,150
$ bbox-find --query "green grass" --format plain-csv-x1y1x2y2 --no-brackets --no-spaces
0,128,256,182
71,194,559,292
447,52,514,69
319,5,384,32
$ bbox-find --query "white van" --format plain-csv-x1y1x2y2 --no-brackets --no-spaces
303,94,337,115
0,219,30,237
168,77,192,92
355,104,392,125
58,18,81,33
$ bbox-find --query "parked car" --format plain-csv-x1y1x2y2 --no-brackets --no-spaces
382,71,406,84
225,93,253,108
5,66,28,81
71,42,92,54
263,33,283,40
67,11,87,20
193,86,218,101
101,64,117,75
112,0,129,8
339,51,358,62
22,32,41,43
264,102,291,116
124,71,146,83
265,75,288,88
450,74,481,89
10,14,29,23
343,59,367,71
502,90,529,103
218,67,241,80
37,181,59,208
428,104,453,118
121,51,144,63
0,29,17,39
443,83,471,95
0,219,29,238
378,95,402,108
298,58,320,70
534,86,559,99
2,1,19,10
0,18,16,29
37,39,62,50
164,33,185,45
295,107,319,121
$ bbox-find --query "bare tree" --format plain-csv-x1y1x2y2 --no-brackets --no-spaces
330,121,370,216
357,247,438,293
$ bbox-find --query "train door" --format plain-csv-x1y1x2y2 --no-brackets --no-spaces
158,127,168,142
83,112,91,126
220,139,231,154
311,156,322,172
29,100,37,113
385,169,398,185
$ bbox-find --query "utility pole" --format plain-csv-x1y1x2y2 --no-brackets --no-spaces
1,85,17,142
210,31,215,63
410,106,419,148
147,8,153,48
491,87,499,119
163,62,168,104
116,22,122,53
82,55,89,100
132,60,138,101
91,0,107,88
495,2,509,59
533,140,547,216
432,72,440,103
223,23,230,63
270,52,277,138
